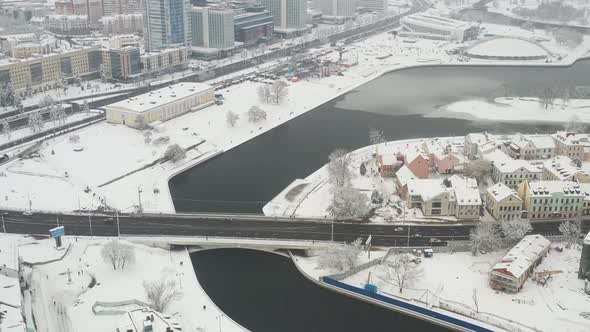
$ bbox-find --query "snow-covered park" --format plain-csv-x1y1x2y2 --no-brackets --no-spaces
15,235,246,332
295,241,590,332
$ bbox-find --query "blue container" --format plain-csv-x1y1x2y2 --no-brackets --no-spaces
364,283,378,294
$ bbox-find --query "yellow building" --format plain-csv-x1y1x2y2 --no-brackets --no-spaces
105,82,215,129
486,182,523,221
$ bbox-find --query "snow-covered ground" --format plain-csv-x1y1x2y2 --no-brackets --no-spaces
17,235,247,332
436,97,590,124
295,244,590,332
2,17,589,213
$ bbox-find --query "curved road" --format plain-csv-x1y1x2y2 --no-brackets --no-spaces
1,210,587,247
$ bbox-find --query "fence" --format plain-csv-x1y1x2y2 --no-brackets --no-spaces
322,277,493,332
92,299,151,315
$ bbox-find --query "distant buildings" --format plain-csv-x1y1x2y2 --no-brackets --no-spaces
490,234,550,293
486,182,523,221
0,46,102,91
260,0,307,33
99,13,143,35
464,132,497,160
101,46,188,81
45,14,90,35
400,13,479,41
190,6,235,49
105,82,214,128
143,0,191,52
140,47,189,76
552,132,590,161
356,0,387,12
312,0,357,17
508,134,555,160
542,155,590,183
517,180,584,220
234,6,274,45
101,46,141,80
102,0,142,16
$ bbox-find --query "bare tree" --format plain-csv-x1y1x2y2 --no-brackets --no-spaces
226,110,240,127
382,254,423,293
257,84,272,103
472,289,479,313
28,112,44,133
0,119,10,138
327,149,353,188
101,240,136,270
270,80,288,104
470,219,503,255
82,100,90,114
39,95,54,109
247,106,267,123
163,144,186,162
559,219,582,248
500,217,532,244
539,87,556,109
135,114,148,130
564,114,586,133
368,128,386,145
317,238,363,271
463,160,492,184
143,277,181,312
328,186,370,219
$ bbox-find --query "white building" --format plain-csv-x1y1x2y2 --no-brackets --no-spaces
140,46,189,75
312,0,357,17
105,82,214,128
100,13,143,35
45,14,90,35
490,234,551,293
486,182,523,221
143,0,191,52
190,6,235,49
464,132,497,160
542,155,590,182
485,150,541,188
400,13,479,41
356,0,387,12
260,0,307,31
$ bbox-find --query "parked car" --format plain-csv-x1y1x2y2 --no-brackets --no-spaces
394,227,404,232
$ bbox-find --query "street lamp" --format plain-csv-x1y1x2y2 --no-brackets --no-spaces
216,314,224,332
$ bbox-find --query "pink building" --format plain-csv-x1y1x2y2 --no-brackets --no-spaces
422,140,466,174
376,153,403,177
404,150,429,179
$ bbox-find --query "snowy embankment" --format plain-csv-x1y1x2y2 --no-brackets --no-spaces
263,136,464,220
17,235,247,332
294,245,590,332
435,97,590,124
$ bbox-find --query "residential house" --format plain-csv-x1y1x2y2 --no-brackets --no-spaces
486,182,523,221
552,132,588,161
404,150,429,179
490,234,551,293
395,165,417,199
376,152,403,177
464,133,494,160
508,134,555,160
485,150,541,188
450,175,481,219
422,139,467,174
517,180,584,220
542,155,590,183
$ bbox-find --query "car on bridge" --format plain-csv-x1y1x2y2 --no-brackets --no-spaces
394,227,404,232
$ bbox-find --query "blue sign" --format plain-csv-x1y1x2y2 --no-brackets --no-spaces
364,283,378,294
49,226,65,238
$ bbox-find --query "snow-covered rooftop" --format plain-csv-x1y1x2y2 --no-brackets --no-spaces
401,13,473,31
117,307,178,332
405,148,428,164
449,175,480,206
491,150,540,174
396,165,416,188
527,135,555,150
0,236,18,273
585,231,590,246
467,37,549,58
407,179,448,201
487,182,520,202
525,180,583,197
543,155,587,181
552,131,590,146
492,234,550,279
106,82,213,114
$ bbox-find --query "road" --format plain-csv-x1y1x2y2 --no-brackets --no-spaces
1,210,588,247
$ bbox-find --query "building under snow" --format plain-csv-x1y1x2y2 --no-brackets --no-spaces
580,231,590,279
105,82,214,128
400,13,479,41
490,234,551,293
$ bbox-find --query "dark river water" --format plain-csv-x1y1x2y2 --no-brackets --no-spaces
170,59,590,213
191,249,448,332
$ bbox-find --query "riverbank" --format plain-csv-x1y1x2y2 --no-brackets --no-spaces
292,244,590,332
12,234,247,332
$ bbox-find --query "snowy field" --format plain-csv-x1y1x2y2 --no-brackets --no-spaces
295,245,590,332
436,97,590,124
17,235,247,332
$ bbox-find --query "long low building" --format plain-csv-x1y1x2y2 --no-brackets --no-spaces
105,82,214,128
490,234,551,293
400,13,479,41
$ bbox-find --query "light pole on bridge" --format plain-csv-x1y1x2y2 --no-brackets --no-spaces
1,215,5,233
116,210,120,238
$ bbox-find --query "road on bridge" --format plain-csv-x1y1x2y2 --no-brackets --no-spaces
1,210,588,247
